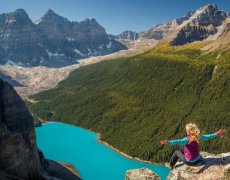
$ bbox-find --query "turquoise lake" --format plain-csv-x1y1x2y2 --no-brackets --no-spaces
36,122,170,180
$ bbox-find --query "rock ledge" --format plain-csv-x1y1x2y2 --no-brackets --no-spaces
167,152,230,180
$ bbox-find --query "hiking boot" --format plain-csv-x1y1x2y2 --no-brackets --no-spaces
165,162,173,170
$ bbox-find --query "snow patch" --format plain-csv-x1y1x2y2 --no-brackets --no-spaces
18,62,25,66
40,57,45,64
8,20,16,23
37,43,43,47
99,45,104,50
106,41,112,49
66,37,75,42
46,50,65,57
206,24,225,40
34,18,43,24
5,60,25,68
87,48,92,55
73,49,85,56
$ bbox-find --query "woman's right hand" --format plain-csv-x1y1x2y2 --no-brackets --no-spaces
217,129,227,136
160,139,168,145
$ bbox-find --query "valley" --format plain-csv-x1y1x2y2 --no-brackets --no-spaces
0,49,141,98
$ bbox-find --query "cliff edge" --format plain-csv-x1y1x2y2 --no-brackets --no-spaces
126,152,230,180
0,78,80,179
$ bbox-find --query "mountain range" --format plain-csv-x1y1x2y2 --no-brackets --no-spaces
0,9,126,67
115,4,229,47
0,4,229,68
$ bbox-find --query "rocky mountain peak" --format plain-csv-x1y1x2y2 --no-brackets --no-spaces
3,8,33,25
85,17,96,22
81,17,102,27
13,8,28,16
45,8,55,15
193,4,227,26
36,9,69,25
201,4,217,10
167,4,228,45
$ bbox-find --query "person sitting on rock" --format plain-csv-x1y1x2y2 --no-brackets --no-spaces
160,123,226,170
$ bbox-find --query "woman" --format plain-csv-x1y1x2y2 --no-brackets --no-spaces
160,123,226,170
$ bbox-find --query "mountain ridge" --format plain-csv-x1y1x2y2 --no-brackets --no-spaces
0,9,126,67
115,4,229,47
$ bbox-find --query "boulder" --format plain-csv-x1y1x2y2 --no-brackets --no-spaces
126,168,161,180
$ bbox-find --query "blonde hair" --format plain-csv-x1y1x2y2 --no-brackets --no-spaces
186,123,201,143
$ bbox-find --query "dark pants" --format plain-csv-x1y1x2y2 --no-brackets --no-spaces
169,148,201,166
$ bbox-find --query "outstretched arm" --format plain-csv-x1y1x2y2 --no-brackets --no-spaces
201,129,226,141
160,137,188,145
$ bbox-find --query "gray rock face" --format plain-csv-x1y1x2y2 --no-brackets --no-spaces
113,30,139,41
126,168,161,180
0,78,43,178
0,9,126,67
0,9,44,66
171,24,217,45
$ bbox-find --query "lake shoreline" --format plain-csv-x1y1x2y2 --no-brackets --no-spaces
97,133,160,165
41,121,163,166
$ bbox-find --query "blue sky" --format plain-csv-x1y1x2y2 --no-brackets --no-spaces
0,0,230,35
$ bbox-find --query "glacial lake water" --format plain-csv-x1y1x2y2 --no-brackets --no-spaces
36,122,170,180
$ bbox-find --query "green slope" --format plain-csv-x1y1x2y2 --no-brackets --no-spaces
28,43,230,162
